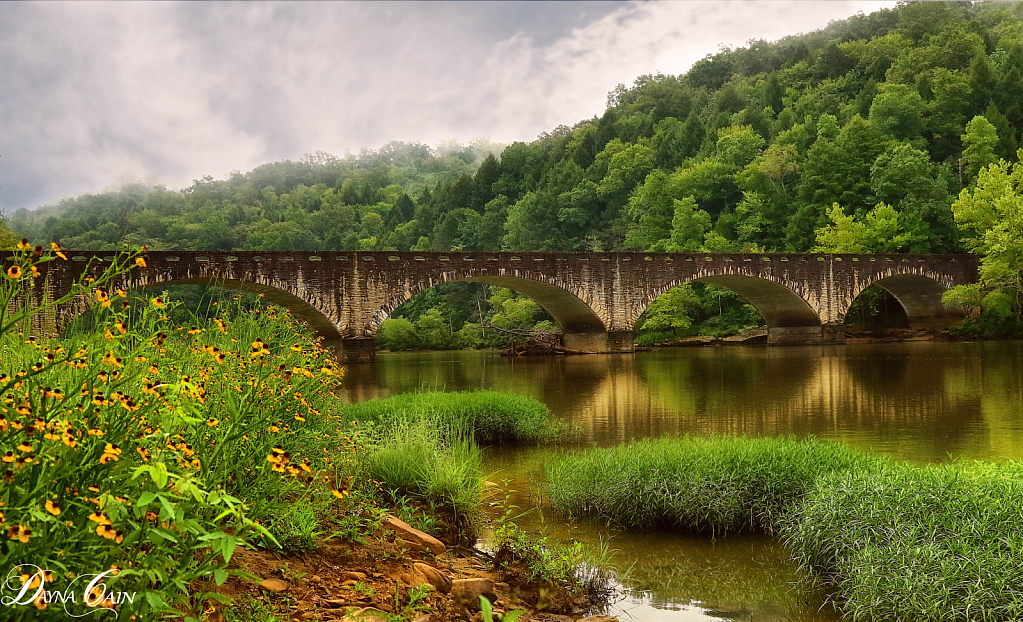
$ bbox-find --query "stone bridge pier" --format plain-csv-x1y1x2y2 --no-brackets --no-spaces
31,251,978,363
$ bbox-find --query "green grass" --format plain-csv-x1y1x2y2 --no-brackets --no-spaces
341,390,562,444
362,417,485,527
545,436,1023,621
784,461,1023,621
544,435,877,535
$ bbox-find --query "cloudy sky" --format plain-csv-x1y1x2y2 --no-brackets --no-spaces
0,1,896,212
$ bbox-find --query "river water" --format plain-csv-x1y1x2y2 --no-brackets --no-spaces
341,342,1023,621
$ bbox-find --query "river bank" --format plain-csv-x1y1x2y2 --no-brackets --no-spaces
216,517,617,622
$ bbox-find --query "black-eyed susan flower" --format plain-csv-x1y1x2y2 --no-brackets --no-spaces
96,523,117,539
135,257,147,268
88,512,111,525
7,524,31,543
17,238,31,250
99,443,122,464
152,296,164,308
45,500,61,516
95,287,111,308
6,265,22,280
50,242,67,260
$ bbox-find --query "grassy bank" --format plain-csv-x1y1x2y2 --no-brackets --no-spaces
341,390,562,444
544,436,1023,620
785,461,1023,621
544,435,876,535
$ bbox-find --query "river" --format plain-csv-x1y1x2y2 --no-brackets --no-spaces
341,342,1023,621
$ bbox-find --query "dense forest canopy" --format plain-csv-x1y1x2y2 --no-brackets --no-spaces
7,1,1023,341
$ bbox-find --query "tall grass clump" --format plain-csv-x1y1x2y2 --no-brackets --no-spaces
341,390,562,445
361,418,485,537
784,461,1023,621
544,435,878,535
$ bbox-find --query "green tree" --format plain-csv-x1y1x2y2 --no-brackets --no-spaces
869,84,924,140
0,217,17,249
949,155,1023,303
637,284,701,337
961,115,999,183
489,290,542,331
376,317,422,351
664,197,712,252
813,203,913,253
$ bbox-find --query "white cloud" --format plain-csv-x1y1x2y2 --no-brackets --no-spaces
0,1,896,211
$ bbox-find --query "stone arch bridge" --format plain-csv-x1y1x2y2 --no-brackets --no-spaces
36,251,977,362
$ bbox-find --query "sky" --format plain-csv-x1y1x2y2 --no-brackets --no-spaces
0,1,897,213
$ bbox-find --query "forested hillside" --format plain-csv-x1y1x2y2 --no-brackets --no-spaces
7,1,1023,343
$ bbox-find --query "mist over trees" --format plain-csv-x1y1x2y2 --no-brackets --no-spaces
9,1,1023,341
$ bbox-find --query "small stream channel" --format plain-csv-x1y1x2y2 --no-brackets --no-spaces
342,342,1023,621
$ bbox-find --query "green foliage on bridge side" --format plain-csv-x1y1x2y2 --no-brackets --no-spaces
942,153,1023,337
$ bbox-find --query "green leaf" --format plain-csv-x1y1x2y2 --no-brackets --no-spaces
222,535,238,563
137,491,157,507
213,568,228,586
158,494,175,518
152,464,169,489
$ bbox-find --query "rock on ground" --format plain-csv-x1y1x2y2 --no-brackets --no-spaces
414,562,453,594
384,515,447,555
450,577,497,611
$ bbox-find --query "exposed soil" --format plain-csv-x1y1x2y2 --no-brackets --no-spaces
208,520,612,622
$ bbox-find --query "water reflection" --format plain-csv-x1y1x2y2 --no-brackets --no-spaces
344,342,1023,463
341,342,1023,620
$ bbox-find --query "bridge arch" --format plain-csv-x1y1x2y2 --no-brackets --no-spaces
58,274,345,347
372,273,608,340
843,270,965,330
636,273,824,345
